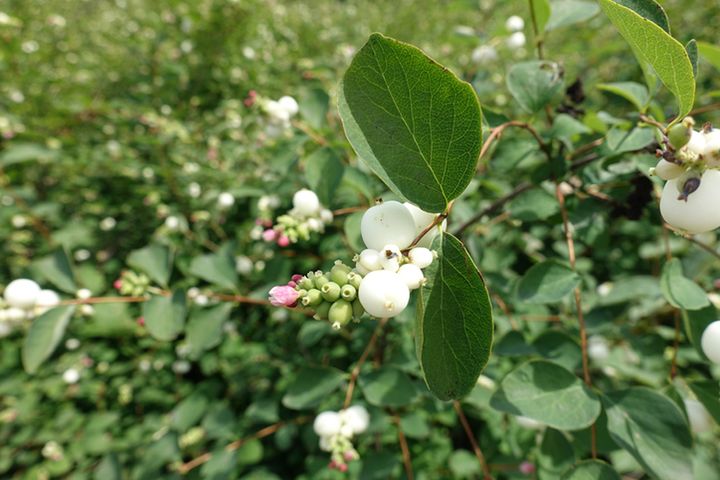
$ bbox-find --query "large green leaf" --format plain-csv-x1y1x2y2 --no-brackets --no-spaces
614,0,669,32
142,291,186,341
602,388,693,480
561,460,621,480
697,41,720,71
597,82,650,111
32,248,76,294
516,261,580,304
538,429,575,480
189,251,238,291
339,33,482,213
598,0,695,120
127,243,173,288
304,147,345,207
281,366,345,410
545,0,600,31
506,61,564,113
416,233,493,400
186,303,234,358
489,360,601,430
359,368,420,407
22,306,76,373
660,258,709,310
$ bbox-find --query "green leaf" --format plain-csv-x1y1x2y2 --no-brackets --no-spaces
359,368,420,407
304,147,345,207
516,261,580,304
561,460,621,480
142,291,186,341
598,0,695,120
531,0,552,32
94,454,121,480
687,381,720,424
660,258,709,310
538,429,575,480
33,248,76,294
597,82,650,111
602,387,693,480
686,39,698,77
189,251,238,291
200,449,237,480
697,41,720,71
613,0,669,32
281,366,345,410
0,142,59,167
127,243,173,288
489,360,601,430
171,392,208,431
507,61,564,114
417,233,493,400
449,450,481,478
343,211,365,252
605,127,655,153
186,303,234,358
22,306,76,373
299,87,329,130
546,0,600,31
339,33,483,213
509,188,559,221
682,304,716,359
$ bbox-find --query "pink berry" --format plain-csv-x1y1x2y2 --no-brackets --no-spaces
113,279,122,290
277,235,290,247
519,461,535,474
137,317,145,326
262,229,277,242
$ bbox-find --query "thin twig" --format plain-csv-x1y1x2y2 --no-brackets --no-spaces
639,114,667,133
479,122,546,163
178,417,310,474
57,293,273,307
404,209,449,252
682,232,720,262
453,401,493,480
332,206,366,216
344,317,389,408
554,182,597,459
527,0,545,60
454,182,532,236
393,415,414,480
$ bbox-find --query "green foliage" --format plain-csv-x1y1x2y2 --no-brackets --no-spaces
516,261,581,304
22,306,76,373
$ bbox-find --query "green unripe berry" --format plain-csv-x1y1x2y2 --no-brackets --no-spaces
298,277,315,290
352,299,364,319
347,272,362,289
296,289,307,298
313,301,331,320
329,299,353,328
314,273,330,289
301,289,323,307
330,262,351,285
668,122,691,150
321,282,341,302
340,284,357,302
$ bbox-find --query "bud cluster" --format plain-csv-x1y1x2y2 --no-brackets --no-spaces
260,189,334,247
114,270,151,297
313,405,369,472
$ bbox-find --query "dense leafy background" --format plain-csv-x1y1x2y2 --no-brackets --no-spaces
1,0,720,478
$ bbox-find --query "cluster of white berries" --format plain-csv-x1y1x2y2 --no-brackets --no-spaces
654,119,720,234
260,189,333,247
355,201,441,318
0,279,60,337
262,95,299,132
470,15,526,64
313,405,369,472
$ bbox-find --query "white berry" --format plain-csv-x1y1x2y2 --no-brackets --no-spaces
278,96,299,116
358,270,410,318
653,159,684,181
62,368,80,384
341,405,370,435
660,170,720,233
684,398,713,434
35,289,60,314
403,202,445,248
313,411,342,437
361,201,416,250
217,192,235,208
4,279,41,309
701,320,720,364
357,249,382,272
507,31,526,48
398,264,425,290
292,189,320,217
76,288,92,300
409,247,434,269
6,307,28,322
506,15,525,32
379,244,401,272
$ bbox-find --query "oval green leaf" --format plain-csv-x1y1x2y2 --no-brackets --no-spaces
127,243,173,288
602,387,693,480
506,60,564,114
339,33,482,213
186,303,234,358
359,368,420,407
142,290,186,341
281,366,345,410
489,360,601,430
660,258,709,310
189,251,238,291
22,305,76,374
516,260,580,304
304,147,345,207
416,233,493,400
32,248,77,294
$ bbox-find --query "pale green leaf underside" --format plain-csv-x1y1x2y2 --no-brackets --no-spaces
490,360,601,430
599,0,695,120
660,258,709,310
142,290,186,341
697,41,720,71
339,33,482,213
22,306,76,373
417,233,493,400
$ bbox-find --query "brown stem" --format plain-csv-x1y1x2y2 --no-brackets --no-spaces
453,401,493,480
177,416,310,474
682,232,720,262
554,183,597,458
332,206,366,216
404,208,450,252
639,114,667,133
527,0,545,60
479,122,546,163
454,182,532,236
393,415,414,480
344,317,389,408
57,293,272,307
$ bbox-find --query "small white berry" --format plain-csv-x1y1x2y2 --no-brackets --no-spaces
319,209,334,223
506,15,525,32
587,336,610,362
4,279,41,309
471,45,498,63
313,411,342,437
361,201,416,250
358,270,410,318
35,289,60,314
379,244,402,272
701,320,720,364
236,256,253,275
76,288,92,300
293,189,321,217
341,405,370,435
660,170,720,234
653,159,684,181
99,217,116,231
408,247,434,269
507,31,526,49
164,215,181,231
397,264,425,290
63,368,80,384
357,249,382,272
187,182,202,198
5,307,27,322
403,202,445,248
278,96,299,116
218,192,235,209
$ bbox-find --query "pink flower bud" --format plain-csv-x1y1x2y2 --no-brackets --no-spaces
338,463,348,473
287,281,297,288
328,460,337,470
268,285,299,307
292,274,304,283
277,235,290,247
519,461,535,475
262,229,277,242
113,279,122,290
137,316,145,326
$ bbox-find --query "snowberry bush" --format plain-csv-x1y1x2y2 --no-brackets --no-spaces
2,0,720,478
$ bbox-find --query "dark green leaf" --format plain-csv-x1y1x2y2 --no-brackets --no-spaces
171,392,208,431
687,381,720,424
538,429,575,480
22,306,76,373
686,39,698,77
613,0,669,32
94,454,121,480
186,303,234,358
417,233,493,400
189,251,238,291
359,368,420,407
127,243,173,288
597,82,650,111
304,147,345,207
507,61,564,113
509,188,559,221
660,258,709,310
516,261,580,304
490,360,601,430
602,387,693,480
682,304,716,359
339,33,482,213
33,248,76,294
142,291,186,341
281,366,345,410
532,0,552,32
